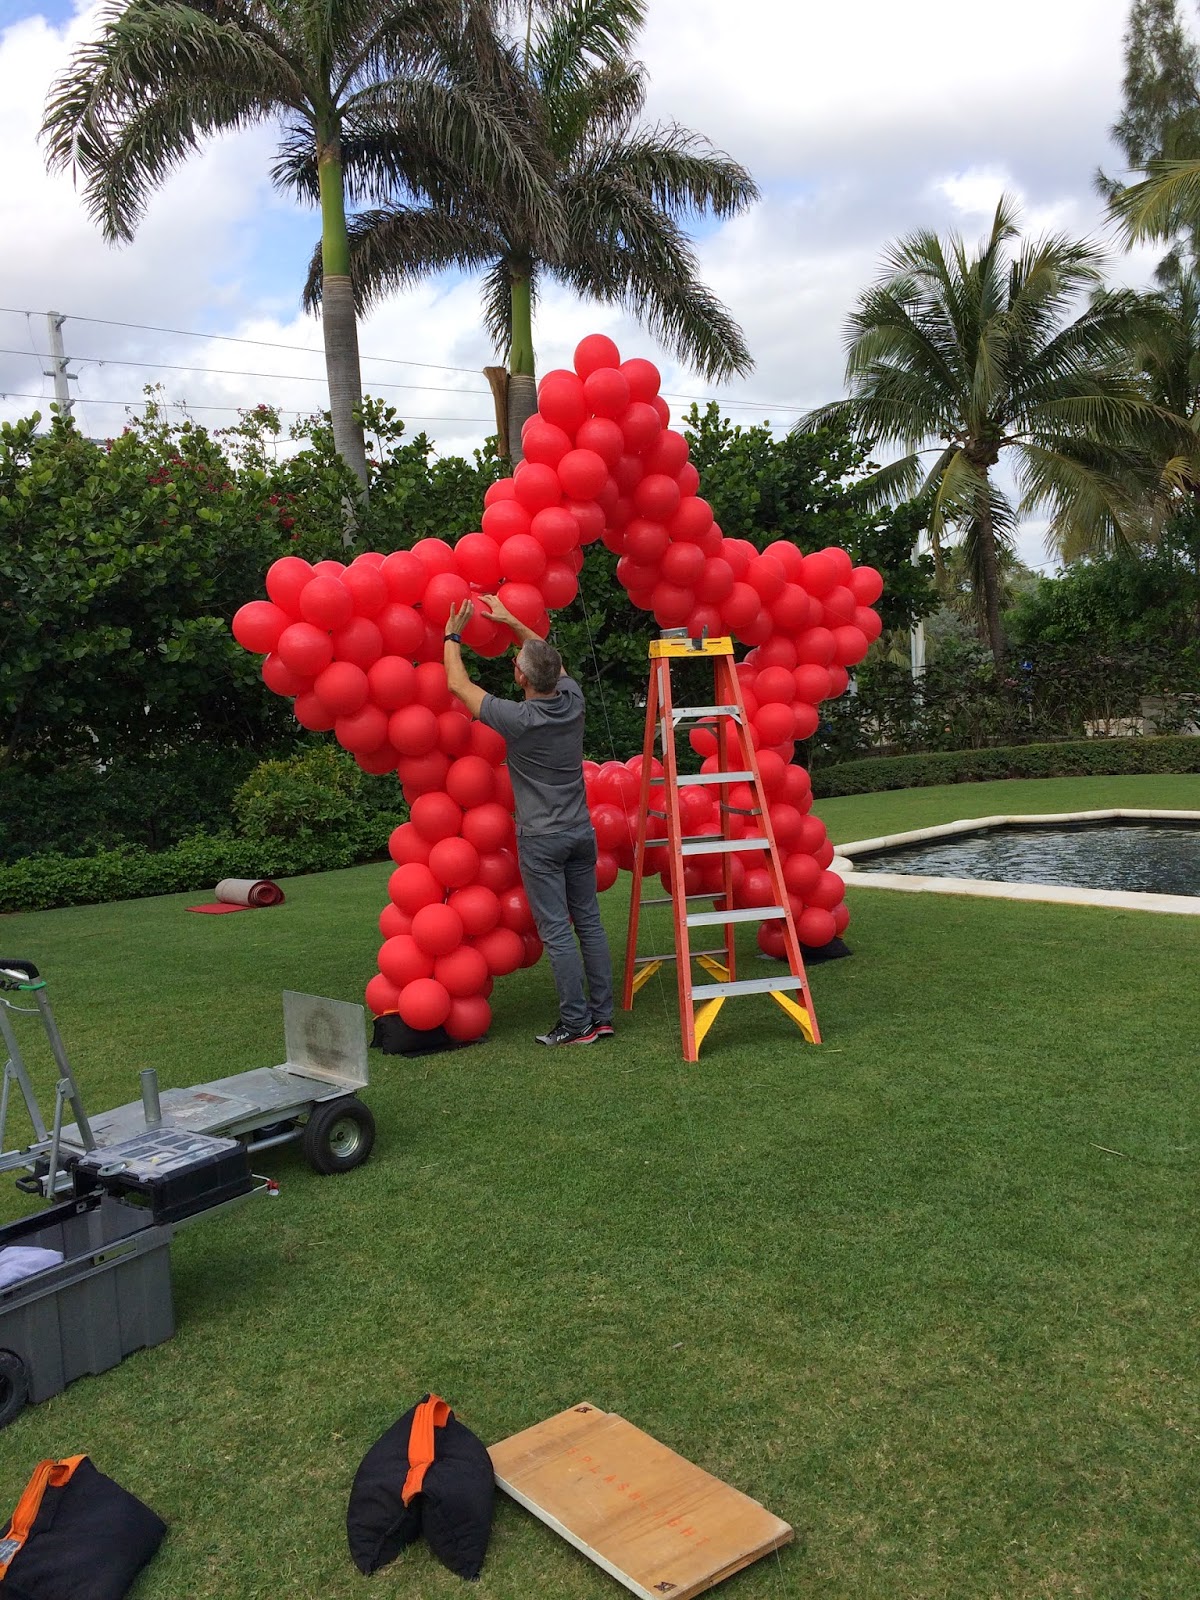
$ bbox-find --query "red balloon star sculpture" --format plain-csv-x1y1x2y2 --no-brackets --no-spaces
232,334,884,1039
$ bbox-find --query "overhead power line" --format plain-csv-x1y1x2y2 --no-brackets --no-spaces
0,389,492,424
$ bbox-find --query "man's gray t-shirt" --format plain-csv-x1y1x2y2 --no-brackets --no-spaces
479,675,591,835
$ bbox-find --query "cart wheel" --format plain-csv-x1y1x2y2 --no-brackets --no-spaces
0,1350,29,1429
302,1098,375,1175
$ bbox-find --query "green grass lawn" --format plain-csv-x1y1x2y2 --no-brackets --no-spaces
1,774,1197,1599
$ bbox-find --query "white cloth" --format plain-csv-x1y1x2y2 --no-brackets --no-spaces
0,1245,64,1289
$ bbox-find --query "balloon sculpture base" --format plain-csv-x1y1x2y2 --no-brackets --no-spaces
370,1015,486,1058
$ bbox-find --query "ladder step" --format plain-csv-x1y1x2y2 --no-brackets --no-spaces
670,705,741,724
692,975,806,1000
676,771,754,786
680,836,769,856
639,893,723,906
635,948,728,963
686,906,786,927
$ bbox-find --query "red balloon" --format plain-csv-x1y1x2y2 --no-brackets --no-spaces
299,575,353,630
538,369,588,433
440,709,473,756
389,822,430,866
796,906,837,948
388,862,443,915
483,477,516,506
676,463,700,498
757,922,787,961
832,902,851,936
540,560,579,608
266,556,314,614
721,583,761,632
620,357,661,401
422,571,470,626
500,533,548,582
746,556,786,603
855,605,884,643
476,848,520,894
262,653,310,697
523,419,573,467
621,401,662,453
438,713,473,761
232,600,288,654
482,498,531,543
574,333,621,377
342,563,388,617
826,664,850,697
792,703,819,739
364,973,401,1017
497,886,536,935
566,499,606,543
356,746,400,776
379,933,434,987
314,661,369,715
850,565,885,605
799,549,844,597
377,603,425,657
412,902,465,958
661,542,706,587
335,704,388,753
410,791,463,844
434,944,489,998
468,721,507,765
412,538,455,576
583,366,630,418
814,838,835,869
388,703,439,756
642,429,689,477
276,622,334,678
754,702,795,745
529,505,579,558
633,474,681,523
331,616,383,668
576,415,624,466
808,869,845,912
756,750,788,796
398,977,452,1031
755,665,796,704
294,690,336,731
831,625,869,667
444,754,495,809
380,550,426,604
414,661,453,713
425,835,477,891
448,884,501,937
494,581,545,629
783,851,822,897
363,657,412,711
793,664,832,704
652,581,693,627
669,498,714,544
557,448,608,500
462,802,514,854
445,994,491,1042
312,560,345,579
596,850,619,891
474,924,524,976
513,461,563,514
795,627,836,667
624,517,669,563
693,557,734,605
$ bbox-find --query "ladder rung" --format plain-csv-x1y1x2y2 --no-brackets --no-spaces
639,893,722,906
670,705,741,723
680,836,769,856
635,948,728,964
692,976,806,1000
677,771,754,786
687,906,785,927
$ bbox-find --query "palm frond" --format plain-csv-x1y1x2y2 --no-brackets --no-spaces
582,123,758,219
302,203,500,312
1109,157,1200,243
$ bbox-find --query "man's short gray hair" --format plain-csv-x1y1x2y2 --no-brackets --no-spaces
516,638,562,693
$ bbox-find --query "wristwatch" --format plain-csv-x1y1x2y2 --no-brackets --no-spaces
444,632,462,643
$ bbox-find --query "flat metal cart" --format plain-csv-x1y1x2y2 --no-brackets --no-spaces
0,963,376,1200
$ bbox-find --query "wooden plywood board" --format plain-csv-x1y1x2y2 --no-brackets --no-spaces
489,1403,792,1600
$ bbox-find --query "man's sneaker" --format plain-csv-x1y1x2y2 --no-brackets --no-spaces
592,1019,615,1040
535,1020,599,1047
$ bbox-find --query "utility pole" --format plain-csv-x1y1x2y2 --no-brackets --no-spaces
909,535,926,680
44,312,76,418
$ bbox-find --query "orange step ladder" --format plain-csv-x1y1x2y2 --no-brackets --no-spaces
621,632,820,1061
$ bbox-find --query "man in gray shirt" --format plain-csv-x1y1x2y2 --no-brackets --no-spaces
443,594,614,1047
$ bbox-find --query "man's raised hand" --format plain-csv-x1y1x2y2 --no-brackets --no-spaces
447,599,474,637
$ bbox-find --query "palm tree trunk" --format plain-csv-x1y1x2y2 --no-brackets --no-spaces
976,473,1006,667
317,133,369,500
507,267,537,464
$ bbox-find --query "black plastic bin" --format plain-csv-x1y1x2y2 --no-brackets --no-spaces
71,1127,253,1224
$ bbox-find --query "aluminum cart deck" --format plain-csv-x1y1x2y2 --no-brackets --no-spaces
0,966,375,1199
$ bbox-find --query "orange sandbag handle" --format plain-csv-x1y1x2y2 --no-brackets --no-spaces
0,1456,86,1577
401,1395,451,1505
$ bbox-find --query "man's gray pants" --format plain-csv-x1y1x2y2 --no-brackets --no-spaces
517,824,613,1034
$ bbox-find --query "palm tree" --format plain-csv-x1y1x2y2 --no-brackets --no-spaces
800,198,1178,665
41,0,549,492
297,0,758,459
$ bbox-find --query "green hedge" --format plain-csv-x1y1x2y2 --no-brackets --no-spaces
810,736,1200,797
0,820,391,914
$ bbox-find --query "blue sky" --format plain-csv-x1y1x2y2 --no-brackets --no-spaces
0,0,1167,569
